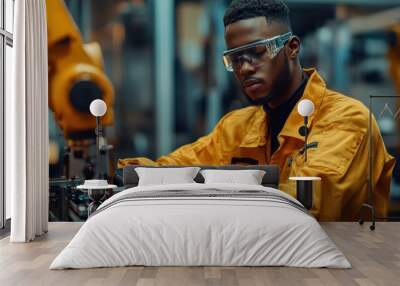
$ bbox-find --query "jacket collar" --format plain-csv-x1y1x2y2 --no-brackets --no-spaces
239,68,326,147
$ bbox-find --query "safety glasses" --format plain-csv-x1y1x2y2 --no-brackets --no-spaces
222,32,293,72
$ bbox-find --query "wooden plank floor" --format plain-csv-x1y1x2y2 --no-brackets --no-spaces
0,222,399,286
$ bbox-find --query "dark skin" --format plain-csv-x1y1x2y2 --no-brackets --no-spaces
224,16,303,109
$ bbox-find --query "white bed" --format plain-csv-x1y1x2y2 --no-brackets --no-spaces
50,183,351,269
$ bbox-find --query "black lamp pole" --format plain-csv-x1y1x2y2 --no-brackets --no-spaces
304,116,308,162
95,116,101,179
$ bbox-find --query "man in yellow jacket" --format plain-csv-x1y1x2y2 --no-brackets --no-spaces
119,0,395,221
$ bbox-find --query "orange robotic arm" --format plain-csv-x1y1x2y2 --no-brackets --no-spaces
46,0,114,139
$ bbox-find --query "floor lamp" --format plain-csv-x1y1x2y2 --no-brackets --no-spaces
359,95,400,230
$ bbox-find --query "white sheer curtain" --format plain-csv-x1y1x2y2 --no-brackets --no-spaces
7,0,48,242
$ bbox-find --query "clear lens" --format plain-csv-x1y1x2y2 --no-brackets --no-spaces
265,40,281,59
223,32,292,72
223,55,234,72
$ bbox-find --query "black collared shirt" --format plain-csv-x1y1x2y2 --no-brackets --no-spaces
263,73,309,154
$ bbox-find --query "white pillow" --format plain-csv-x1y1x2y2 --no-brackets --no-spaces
200,169,266,185
135,167,201,186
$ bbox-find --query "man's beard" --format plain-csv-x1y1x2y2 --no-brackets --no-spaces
245,55,292,107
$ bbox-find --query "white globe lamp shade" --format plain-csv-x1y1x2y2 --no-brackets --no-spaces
90,99,107,117
297,99,314,117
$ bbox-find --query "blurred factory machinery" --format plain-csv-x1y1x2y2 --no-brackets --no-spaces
47,0,116,221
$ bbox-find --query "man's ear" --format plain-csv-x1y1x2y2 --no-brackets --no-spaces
286,36,301,59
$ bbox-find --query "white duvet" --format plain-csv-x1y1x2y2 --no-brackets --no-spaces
50,183,351,269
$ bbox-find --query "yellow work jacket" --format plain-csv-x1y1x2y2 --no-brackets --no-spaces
119,69,395,221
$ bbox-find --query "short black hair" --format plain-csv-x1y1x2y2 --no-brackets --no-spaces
223,0,291,29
